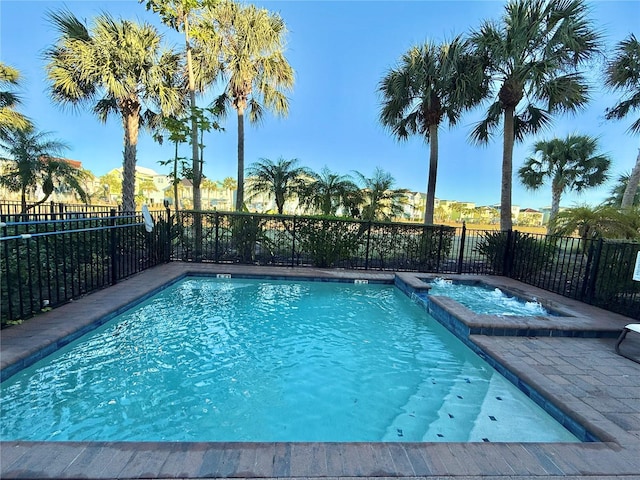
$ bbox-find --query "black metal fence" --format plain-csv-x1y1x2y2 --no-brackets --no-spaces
453,229,640,320
1,209,170,325
175,211,456,271
0,201,114,219
174,213,639,319
2,210,638,325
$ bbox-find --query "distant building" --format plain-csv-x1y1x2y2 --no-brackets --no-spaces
0,157,88,205
517,208,544,227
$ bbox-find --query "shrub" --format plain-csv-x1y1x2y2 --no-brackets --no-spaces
295,217,362,268
475,230,556,277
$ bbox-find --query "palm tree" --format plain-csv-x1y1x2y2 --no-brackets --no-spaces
354,168,409,222
0,62,32,139
44,10,183,213
605,34,640,209
300,167,361,216
201,178,219,209
99,171,122,205
136,178,158,206
142,0,223,209
379,36,486,225
0,128,88,213
470,0,601,231
221,176,237,210
246,157,311,214
518,135,611,233
203,1,294,211
604,172,640,207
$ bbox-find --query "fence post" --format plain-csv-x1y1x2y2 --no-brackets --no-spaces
214,211,220,263
585,238,604,304
291,216,297,266
502,229,513,276
457,222,466,274
436,225,444,273
364,221,372,270
165,205,172,263
110,208,118,285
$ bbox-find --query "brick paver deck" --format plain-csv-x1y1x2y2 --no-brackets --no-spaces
1,263,639,479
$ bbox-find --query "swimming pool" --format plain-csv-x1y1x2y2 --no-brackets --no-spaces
0,277,578,442
424,278,551,316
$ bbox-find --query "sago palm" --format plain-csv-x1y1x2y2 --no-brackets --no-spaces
518,134,611,233
203,1,294,211
0,128,88,213
246,157,311,214
0,62,32,139
605,33,640,208
379,36,486,225
470,0,601,231
45,10,183,212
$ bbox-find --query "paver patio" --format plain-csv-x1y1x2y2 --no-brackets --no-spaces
1,263,639,479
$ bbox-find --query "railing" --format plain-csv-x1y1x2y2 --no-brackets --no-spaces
0,201,114,221
2,209,638,326
457,229,640,320
175,211,456,272
1,209,170,325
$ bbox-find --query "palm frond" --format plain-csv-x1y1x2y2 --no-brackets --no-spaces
469,100,503,145
513,104,553,141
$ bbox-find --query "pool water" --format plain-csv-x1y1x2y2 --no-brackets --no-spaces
0,278,578,442
425,278,550,316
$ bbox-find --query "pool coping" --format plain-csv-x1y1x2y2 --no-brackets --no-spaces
2,263,639,479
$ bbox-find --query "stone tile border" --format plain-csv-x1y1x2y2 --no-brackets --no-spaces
1,263,639,479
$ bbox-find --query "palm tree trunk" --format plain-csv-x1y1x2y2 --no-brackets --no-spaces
173,141,179,217
122,110,139,213
184,15,202,261
236,108,245,211
20,189,27,214
621,148,640,208
424,124,439,225
184,16,201,211
549,183,562,234
276,192,285,214
501,106,515,231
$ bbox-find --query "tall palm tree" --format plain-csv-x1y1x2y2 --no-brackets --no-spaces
300,167,361,216
44,10,183,213
354,168,409,222
379,36,486,225
470,0,601,231
246,157,310,214
203,1,294,211
0,63,32,139
0,128,88,213
142,0,218,214
518,135,611,233
605,34,640,209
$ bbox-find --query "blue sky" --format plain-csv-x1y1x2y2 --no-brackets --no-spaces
1,0,638,209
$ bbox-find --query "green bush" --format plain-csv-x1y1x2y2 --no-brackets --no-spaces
295,217,362,268
475,230,556,277
231,214,267,263
592,240,640,310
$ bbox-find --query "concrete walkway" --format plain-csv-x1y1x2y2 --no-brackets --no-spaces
1,263,639,479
